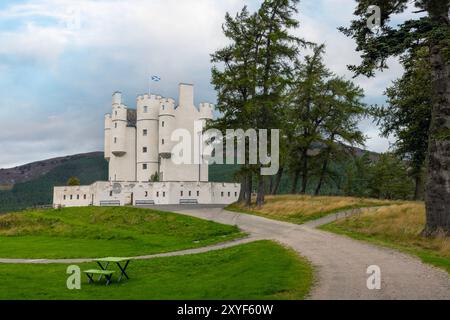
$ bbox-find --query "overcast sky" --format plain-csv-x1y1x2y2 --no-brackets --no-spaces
0,0,412,169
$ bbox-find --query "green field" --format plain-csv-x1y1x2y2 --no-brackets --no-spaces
0,241,313,300
0,207,244,259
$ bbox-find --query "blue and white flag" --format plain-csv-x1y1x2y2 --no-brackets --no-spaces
151,75,161,82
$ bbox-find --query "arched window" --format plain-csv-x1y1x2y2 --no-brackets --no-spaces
144,106,148,113
162,139,165,145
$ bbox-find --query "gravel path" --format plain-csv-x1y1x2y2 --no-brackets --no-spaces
157,205,450,300
0,236,260,264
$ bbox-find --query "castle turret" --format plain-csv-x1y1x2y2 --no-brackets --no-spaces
179,83,194,108
199,103,214,121
158,98,176,157
136,94,161,182
104,114,112,161
111,92,127,157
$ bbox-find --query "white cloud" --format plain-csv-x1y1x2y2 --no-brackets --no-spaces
0,0,409,167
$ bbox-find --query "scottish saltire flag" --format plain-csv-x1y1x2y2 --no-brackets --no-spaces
151,75,161,82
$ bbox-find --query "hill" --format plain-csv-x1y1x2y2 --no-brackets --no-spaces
0,153,108,213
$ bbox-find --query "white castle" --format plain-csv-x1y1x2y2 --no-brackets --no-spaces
53,83,240,207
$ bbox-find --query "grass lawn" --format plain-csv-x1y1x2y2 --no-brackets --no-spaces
227,195,397,225
321,203,450,274
0,241,313,300
0,207,244,259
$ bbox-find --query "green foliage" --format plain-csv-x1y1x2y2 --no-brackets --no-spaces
150,172,160,182
285,45,367,194
67,176,80,186
210,0,306,205
339,0,449,77
372,48,432,199
0,241,313,300
368,153,415,200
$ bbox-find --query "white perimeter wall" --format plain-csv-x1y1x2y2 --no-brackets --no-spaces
54,182,240,207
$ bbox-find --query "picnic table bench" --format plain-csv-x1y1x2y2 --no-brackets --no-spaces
95,257,132,283
84,270,115,286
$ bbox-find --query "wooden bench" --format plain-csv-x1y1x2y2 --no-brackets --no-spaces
179,199,199,205
99,201,121,207
84,270,115,286
135,200,155,206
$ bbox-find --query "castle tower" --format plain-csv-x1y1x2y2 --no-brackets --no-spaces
104,114,112,162
111,92,127,157
136,94,161,182
158,98,176,181
107,92,136,182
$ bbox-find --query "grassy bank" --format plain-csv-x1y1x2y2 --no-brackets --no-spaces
0,241,313,300
227,195,396,224
321,203,450,273
0,207,244,259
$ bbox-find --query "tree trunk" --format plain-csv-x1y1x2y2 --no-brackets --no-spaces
413,174,423,201
238,174,247,203
272,166,284,195
315,153,330,196
245,171,253,207
423,15,450,236
269,176,274,194
291,169,300,194
301,149,308,194
256,174,265,207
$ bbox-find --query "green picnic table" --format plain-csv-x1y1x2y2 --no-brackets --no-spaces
94,257,132,283
84,270,115,286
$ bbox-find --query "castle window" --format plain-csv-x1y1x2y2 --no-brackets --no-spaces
143,164,148,170
162,105,165,111
197,191,200,197
144,106,148,113
110,191,113,197
84,194,87,200
162,139,165,145
145,191,148,197
115,122,117,128
235,192,237,197
70,195,73,200
63,195,66,200
162,121,165,128
143,129,148,136
143,147,148,153
163,192,166,197
77,195,80,200
228,192,231,197
181,191,183,197
221,192,224,197
157,192,159,197
114,137,117,144
189,191,192,197
115,111,117,116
